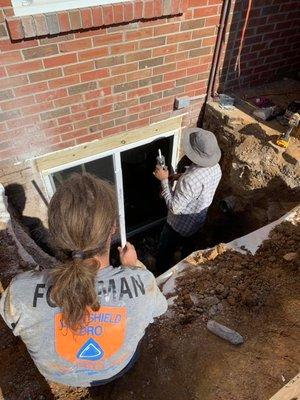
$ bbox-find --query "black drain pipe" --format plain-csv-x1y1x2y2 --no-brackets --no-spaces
200,0,231,125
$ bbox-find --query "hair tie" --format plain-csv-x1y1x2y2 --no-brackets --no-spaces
71,250,85,260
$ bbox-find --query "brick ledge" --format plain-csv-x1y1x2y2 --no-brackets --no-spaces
6,0,188,41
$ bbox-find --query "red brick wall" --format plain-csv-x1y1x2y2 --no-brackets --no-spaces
0,0,221,167
218,0,300,91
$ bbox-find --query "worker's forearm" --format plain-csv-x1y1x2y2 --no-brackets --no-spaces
161,179,173,209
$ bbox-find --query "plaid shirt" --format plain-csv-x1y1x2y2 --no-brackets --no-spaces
161,163,222,237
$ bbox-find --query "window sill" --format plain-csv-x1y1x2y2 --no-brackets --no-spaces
6,0,188,41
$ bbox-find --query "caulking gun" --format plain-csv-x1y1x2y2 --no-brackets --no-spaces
156,149,166,169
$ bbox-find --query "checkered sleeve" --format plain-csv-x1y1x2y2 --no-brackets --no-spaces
161,177,201,215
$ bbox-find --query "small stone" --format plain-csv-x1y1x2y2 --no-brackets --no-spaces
203,296,219,307
227,296,236,306
283,252,297,261
207,320,244,345
215,283,225,294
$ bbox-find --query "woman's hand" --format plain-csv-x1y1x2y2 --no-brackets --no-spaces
118,242,138,266
153,165,169,181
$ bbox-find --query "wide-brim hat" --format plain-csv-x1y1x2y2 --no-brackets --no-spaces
183,127,221,167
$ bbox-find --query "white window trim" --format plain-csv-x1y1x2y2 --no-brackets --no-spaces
11,0,125,17
42,129,181,244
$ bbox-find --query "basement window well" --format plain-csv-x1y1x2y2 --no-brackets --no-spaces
43,130,180,243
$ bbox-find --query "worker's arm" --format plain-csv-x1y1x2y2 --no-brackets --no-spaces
161,176,198,215
0,282,21,334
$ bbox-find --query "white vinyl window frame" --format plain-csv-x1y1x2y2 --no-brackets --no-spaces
42,129,181,246
11,0,125,17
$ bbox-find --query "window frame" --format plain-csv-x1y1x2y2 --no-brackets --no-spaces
11,0,125,17
42,129,181,243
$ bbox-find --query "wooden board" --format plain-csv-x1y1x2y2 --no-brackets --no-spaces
269,373,300,400
35,115,183,172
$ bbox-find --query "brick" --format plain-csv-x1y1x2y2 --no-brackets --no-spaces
134,1,143,20
80,8,93,29
139,75,163,87
71,99,99,113
0,75,28,90
93,32,122,47
59,38,92,53
163,0,172,16
74,116,100,129
33,14,48,36
92,7,103,27
102,5,114,26
21,101,53,116
140,36,166,49
22,16,36,38
103,125,126,137
189,46,212,58
0,50,22,65
0,66,6,78
23,44,58,60
124,2,134,21
113,3,124,24
114,98,137,111
143,0,154,18
153,44,178,57
29,68,62,83
98,75,125,87
64,60,94,76
154,23,180,36
44,53,77,68
178,38,203,51
6,17,24,40
78,47,109,61
140,92,162,103
128,103,149,115
126,68,151,82
58,111,85,125
40,107,70,121
192,27,216,39
163,86,184,97
54,94,82,108
154,0,163,17
6,114,39,129
58,11,71,33
0,89,13,102
139,56,164,69
126,49,151,62
126,27,153,41
35,88,67,103
68,81,97,95
6,60,43,76
69,9,82,31
0,109,21,122
14,82,48,96
194,5,219,17
165,69,186,81
81,69,109,82
127,117,149,130
114,81,138,93
181,18,205,31
44,124,73,137
111,62,138,76
95,55,124,69
167,31,191,44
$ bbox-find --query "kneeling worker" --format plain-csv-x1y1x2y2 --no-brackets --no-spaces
0,173,167,387
154,128,222,273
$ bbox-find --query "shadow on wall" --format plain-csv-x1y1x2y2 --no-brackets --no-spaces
218,0,299,92
5,183,55,257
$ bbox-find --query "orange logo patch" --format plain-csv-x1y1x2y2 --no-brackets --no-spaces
55,306,127,368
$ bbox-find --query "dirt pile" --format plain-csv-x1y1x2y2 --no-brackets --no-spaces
169,221,299,325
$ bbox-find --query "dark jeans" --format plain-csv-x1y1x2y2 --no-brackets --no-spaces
156,223,199,274
89,345,140,387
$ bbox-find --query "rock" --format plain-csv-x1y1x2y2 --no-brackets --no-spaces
227,296,236,306
202,296,219,307
207,320,244,345
215,283,225,295
190,293,200,306
283,252,298,261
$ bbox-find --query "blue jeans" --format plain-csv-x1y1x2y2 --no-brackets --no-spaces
156,223,198,274
89,345,140,387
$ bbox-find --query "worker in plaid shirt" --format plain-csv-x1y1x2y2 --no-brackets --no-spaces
154,128,222,273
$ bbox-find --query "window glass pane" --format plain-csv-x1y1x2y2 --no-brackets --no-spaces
51,155,115,188
121,136,174,233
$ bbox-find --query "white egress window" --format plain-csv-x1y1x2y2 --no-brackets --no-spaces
11,0,124,17
42,131,180,245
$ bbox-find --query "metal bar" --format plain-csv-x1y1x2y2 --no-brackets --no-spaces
113,153,127,248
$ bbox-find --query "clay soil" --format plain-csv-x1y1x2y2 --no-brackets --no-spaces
0,219,299,400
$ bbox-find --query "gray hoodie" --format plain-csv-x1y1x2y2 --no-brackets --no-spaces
0,265,168,387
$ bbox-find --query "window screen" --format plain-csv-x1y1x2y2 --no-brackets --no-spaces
121,136,174,233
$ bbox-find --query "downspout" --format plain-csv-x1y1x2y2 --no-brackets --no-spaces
199,0,231,125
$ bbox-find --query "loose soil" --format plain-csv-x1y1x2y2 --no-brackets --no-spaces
0,218,299,400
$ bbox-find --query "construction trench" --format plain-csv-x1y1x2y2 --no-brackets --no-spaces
0,78,299,400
